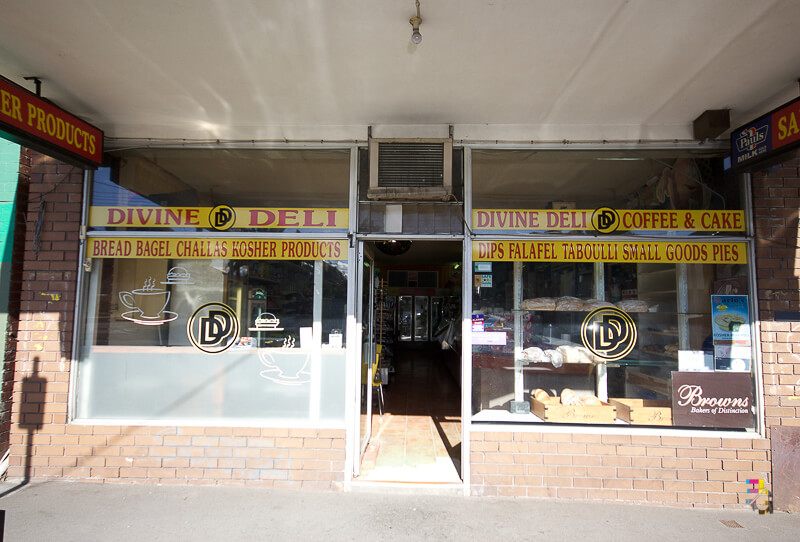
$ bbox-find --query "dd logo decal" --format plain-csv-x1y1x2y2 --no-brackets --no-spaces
210,205,236,231
580,307,637,361
591,207,620,234
188,302,240,354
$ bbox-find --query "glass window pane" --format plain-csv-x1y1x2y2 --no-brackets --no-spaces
77,257,348,423
471,150,744,237
91,148,350,233
471,258,756,429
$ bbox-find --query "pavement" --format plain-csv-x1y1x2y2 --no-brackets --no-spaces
0,480,798,541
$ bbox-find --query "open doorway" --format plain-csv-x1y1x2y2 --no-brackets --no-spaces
357,240,463,484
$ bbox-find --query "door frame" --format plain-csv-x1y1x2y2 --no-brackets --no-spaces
352,241,376,475
348,236,468,488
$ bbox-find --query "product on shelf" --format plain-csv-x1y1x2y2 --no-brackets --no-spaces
555,296,584,311
520,297,556,310
560,388,582,406
582,299,616,310
532,388,550,401
520,346,545,362
543,349,564,367
614,299,649,312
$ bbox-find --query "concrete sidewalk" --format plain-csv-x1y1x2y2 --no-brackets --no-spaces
0,481,797,541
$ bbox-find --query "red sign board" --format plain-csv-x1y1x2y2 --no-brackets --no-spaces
772,98,800,149
732,94,800,168
671,371,754,428
0,75,103,166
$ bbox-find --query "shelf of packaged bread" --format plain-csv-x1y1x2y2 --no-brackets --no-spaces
472,352,596,374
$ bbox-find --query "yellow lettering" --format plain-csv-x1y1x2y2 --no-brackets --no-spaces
26,103,37,127
789,112,799,138
0,90,21,121
36,107,46,132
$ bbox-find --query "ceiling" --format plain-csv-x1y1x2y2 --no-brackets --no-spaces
1,1,800,146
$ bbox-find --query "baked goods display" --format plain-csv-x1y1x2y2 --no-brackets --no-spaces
520,297,556,310
519,346,544,362
582,299,616,310
531,388,604,407
614,299,649,312
560,388,582,406
532,388,550,402
519,296,648,312
556,345,604,364
543,349,564,368
555,296,583,311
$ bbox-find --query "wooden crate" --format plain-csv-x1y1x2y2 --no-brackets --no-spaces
610,398,672,426
531,397,616,424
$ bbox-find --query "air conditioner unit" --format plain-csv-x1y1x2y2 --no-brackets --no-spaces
367,138,453,201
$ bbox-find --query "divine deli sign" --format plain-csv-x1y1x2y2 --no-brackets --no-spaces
472,209,745,233
89,206,348,230
0,75,103,166
671,372,754,428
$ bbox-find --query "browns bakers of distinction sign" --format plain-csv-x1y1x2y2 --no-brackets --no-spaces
671,372,754,428
0,75,103,167
731,94,800,169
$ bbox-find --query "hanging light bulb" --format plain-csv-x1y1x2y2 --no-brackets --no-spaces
409,1,422,44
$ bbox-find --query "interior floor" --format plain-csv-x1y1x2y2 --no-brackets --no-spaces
357,343,461,483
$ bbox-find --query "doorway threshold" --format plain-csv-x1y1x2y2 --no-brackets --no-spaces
350,479,465,496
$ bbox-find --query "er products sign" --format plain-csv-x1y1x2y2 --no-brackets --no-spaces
671,372,754,428
0,75,103,166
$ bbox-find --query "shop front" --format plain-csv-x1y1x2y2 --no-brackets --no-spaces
465,147,768,504
10,140,777,507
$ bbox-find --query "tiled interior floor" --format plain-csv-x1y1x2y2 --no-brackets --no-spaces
357,343,462,483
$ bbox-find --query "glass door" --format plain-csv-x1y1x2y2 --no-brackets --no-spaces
414,296,430,341
398,295,413,341
357,244,376,467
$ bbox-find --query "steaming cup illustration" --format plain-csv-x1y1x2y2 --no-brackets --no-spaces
119,288,171,319
258,337,310,381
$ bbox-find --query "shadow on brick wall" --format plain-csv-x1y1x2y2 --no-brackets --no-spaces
0,357,45,498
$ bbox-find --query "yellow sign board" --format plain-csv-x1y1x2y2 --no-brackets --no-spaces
472,240,747,264
89,206,349,230
88,237,348,261
472,209,745,232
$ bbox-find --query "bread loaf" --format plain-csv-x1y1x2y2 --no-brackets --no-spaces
582,395,602,406
556,345,594,364
544,349,564,368
533,388,550,402
582,299,615,311
560,388,583,406
615,299,649,312
555,296,583,311
520,347,544,362
520,297,556,310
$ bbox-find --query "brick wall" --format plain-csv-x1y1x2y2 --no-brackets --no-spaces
752,152,800,433
7,151,345,489
470,431,769,507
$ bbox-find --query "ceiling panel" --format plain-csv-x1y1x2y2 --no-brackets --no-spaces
0,1,799,142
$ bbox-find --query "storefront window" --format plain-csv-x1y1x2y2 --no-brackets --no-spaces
76,254,348,423
469,148,756,429
91,148,350,233
471,150,744,237
471,248,756,429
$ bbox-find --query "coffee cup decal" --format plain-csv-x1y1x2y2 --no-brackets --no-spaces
119,277,177,325
258,336,311,385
